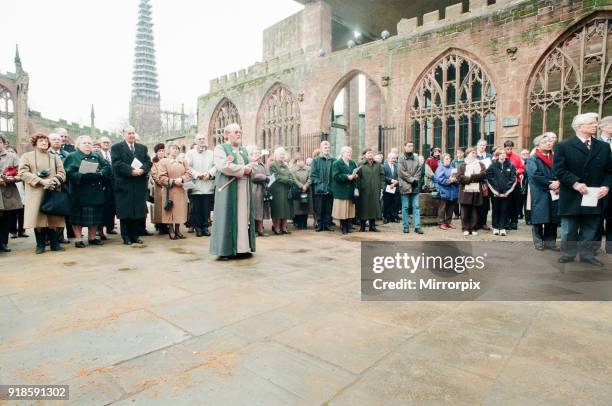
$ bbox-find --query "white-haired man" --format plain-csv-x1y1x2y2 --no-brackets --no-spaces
110,126,152,245
186,134,216,237
55,128,75,154
310,140,335,231
98,136,116,236
553,112,611,266
210,123,255,259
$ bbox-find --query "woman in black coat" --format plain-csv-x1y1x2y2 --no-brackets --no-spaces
64,135,111,248
526,134,560,251
486,148,517,236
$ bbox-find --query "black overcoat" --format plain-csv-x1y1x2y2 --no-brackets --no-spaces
526,154,559,225
553,136,612,216
111,141,152,219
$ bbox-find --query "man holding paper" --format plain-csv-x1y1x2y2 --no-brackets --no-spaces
111,126,152,245
553,113,612,266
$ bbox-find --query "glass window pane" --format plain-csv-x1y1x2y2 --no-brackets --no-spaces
472,81,482,102
459,116,469,150
446,117,456,155
412,121,420,155
447,84,456,105
471,113,481,146
434,118,442,149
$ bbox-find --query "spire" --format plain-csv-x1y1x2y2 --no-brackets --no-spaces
131,0,159,102
90,104,96,137
15,45,22,70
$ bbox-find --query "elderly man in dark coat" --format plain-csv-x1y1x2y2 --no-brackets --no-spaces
526,134,560,251
357,148,385,231
553,113,612,266
111,126,152,245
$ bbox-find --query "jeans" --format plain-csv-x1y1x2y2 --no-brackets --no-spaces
401,193,420,230
560,215,600,260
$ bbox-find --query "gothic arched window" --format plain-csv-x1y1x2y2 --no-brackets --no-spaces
528,15,611,141
209,98,241,146
408,52,497,155
0,86,15,135
257,84,301,154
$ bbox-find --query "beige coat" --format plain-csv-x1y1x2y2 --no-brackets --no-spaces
18,149,66,229
157,157,192,224
149,161,165,224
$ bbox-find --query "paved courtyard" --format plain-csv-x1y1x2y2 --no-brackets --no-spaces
1,220,611,405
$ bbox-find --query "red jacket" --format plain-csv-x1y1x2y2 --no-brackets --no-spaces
506,152,524,181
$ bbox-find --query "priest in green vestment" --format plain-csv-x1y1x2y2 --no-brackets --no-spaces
210,123,256,258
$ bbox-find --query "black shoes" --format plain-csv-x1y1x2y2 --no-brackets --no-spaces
89,239,104,246
0,243,11,253
403,228,409,233
122,239,133,246
558,256,574,263
75,241,86,248
414,228,424,234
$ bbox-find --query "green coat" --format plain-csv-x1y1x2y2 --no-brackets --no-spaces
269,161,295,219
64,150,111,208
357,160,385,220
331,159,357,200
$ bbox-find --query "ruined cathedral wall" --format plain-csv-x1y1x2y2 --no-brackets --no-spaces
198,0,610,149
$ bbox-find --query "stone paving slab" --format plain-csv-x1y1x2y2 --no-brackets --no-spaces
0,309,190,384
273,311,411,374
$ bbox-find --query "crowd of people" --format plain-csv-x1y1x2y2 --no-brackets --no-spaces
0,112,610,264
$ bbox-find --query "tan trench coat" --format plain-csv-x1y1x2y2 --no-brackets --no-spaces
157,157,192,224
18,149,66,229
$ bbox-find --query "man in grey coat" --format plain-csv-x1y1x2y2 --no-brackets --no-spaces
186,134,216,237
398,141,423,234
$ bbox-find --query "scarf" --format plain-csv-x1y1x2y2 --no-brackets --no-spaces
464,159,481,193
404,152,414,160
320,152,331,159
535,149,552,169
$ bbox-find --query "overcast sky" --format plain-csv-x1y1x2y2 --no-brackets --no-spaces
0,0,303,132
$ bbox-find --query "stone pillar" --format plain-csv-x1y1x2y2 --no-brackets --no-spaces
346,76,360,152
365,78,381,151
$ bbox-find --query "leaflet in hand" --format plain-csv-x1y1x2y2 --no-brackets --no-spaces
481,158,492,169
267,173,276,187
385,184,396,194
580,187,600,207
550,190,559,201
131,157,143,170
78,160,99,174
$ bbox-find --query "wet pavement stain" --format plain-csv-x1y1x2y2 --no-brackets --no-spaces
63,261,77,266
170,248,195,255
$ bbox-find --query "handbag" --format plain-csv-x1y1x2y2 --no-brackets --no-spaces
41,189,72,217
288,184,301,200
481,183,489,198
163,180,174,211
39,153,71,217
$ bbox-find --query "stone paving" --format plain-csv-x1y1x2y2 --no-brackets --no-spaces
1,219,611,405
